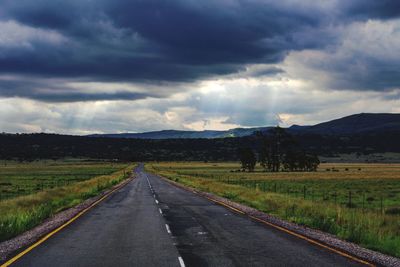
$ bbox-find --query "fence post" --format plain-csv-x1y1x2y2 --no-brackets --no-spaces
362,192,365,210
334,191,337,205
303,185,306,199
348,190,352,208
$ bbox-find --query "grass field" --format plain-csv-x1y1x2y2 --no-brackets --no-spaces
146,162,400,257
0,160,129,200
0,160,134,242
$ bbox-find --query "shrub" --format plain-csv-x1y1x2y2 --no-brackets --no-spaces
385,207,400,215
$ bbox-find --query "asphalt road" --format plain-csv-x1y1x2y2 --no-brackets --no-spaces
12,164,365,267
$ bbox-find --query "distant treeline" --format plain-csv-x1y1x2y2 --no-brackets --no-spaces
0,130,399,161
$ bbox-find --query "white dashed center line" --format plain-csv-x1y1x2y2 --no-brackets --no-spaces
146,172,185,267
145,175,152,188
178,256,186,267
165,224,171,234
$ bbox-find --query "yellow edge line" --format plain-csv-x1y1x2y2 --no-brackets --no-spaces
207,195,372,266
248,215,374,267
204,196,245,215
162,177,375,267
1,178,133,267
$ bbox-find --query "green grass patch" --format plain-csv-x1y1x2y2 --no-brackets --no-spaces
0,160,135,242
0,160,129,200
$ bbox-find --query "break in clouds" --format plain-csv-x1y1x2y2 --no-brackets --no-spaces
0,0,399,133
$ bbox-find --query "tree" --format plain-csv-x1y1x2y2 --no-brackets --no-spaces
305,154,320,171
258,126,289,172
282,149,299,171
259,138,273,171
238,147,256,172
257,126,320,172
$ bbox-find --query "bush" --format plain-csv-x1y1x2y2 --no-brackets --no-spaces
385,207,400,215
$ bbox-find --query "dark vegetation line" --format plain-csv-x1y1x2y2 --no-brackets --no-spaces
1,129,400,162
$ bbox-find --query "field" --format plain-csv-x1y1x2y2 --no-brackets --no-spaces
146,162,400,257
0,160,129,200
0,160,134,242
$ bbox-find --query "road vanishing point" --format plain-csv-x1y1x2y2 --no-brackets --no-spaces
6,164,366,267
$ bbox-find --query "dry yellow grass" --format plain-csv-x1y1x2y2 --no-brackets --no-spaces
153,162,400,180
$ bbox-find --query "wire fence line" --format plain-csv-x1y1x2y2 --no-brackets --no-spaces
0,172,116,200
220,178,393,214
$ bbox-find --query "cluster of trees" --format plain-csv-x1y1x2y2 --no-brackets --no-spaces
239,127,320,172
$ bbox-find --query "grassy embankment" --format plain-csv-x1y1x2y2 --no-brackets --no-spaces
0,160,135,242
146,162,400,257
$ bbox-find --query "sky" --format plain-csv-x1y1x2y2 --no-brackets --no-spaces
0,0,399,134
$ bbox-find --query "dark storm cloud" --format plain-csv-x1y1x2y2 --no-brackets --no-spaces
328,63,400,92
0,0,328,82
344,0,400,20
0,0,400,102
0,79,155,102
104,1,325,63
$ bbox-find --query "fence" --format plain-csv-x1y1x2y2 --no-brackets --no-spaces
221,178,391,214
0,172,115,201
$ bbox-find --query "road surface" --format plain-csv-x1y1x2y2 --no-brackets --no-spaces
11,164,364,267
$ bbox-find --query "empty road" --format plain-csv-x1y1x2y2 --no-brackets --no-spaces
10,164,365,267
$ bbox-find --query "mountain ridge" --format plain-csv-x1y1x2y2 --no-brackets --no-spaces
88,113,400,139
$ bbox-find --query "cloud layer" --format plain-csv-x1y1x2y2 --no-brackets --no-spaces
0,0,399,133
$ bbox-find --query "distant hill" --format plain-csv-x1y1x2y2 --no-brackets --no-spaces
89,127,272,139
2,113,400,161
288,113,400,135
89,113,400,139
